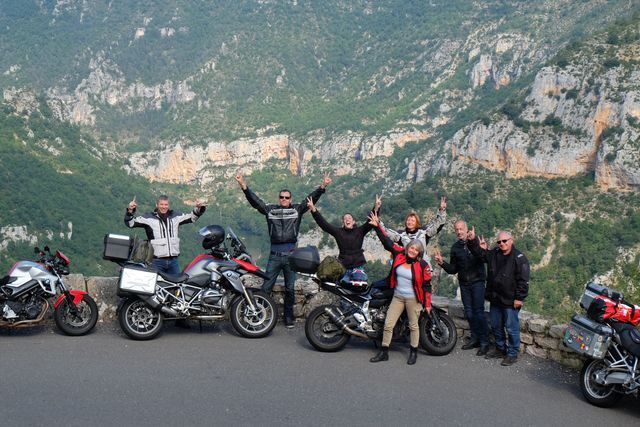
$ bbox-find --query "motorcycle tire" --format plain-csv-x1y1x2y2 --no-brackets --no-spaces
305,305,351,352
579,359,623,407
419,309,457,356
54,294,99,336
229,291,277,338
118,297,164,341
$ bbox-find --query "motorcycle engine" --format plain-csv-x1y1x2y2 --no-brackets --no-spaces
201,285,224,307
2,297,45,320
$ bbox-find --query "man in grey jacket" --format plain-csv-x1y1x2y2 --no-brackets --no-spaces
236,172,331,328
124,195,206,275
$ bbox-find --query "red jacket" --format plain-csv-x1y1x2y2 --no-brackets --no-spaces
375,226,432,308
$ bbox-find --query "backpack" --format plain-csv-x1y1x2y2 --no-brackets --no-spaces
316,256,346,283
130,235,154,265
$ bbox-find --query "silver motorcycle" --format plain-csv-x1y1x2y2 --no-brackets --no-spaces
564,283,640,407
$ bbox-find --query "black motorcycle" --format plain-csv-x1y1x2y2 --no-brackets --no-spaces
290,247,457,355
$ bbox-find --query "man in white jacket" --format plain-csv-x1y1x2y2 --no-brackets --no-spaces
124,195,206,275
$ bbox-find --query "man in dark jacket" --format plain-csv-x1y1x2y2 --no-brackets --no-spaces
468,228,530,366
435,220,489,356
235,172,331,328
125,195,206,275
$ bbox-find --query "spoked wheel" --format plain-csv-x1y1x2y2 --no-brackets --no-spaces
118,297,163,340
54,294,99,336
230,291,277,338
419,308,457,356
305,305,351,352
579,359,623,407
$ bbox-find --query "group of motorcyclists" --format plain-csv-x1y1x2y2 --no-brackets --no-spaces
122,172,530,367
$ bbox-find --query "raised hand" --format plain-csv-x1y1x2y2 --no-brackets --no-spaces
195,198,207,208
467,225,476,241
306,197,317,212
440,195,447,211
127,196,137,213
368,211,380,227
374,194,382,211
320,173,332,189
434,249,444,265
235,172,247,190
479,235,488,250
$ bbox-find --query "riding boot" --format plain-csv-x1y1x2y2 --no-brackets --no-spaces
407,346,418,365
370,346,389,363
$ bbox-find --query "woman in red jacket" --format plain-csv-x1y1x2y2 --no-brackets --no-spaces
368,211,432,365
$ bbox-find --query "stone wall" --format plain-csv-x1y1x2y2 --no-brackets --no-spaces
65,273,583,368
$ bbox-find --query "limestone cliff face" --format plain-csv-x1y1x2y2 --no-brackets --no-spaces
46,57,196,125
434,37,640,190
125,129,429,185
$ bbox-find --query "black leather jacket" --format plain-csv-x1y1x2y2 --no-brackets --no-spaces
440,239,486,285
468,237,530,307
243,186,325,245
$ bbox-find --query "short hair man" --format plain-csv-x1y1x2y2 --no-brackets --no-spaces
124,195,206,275
435,220,489,356
235,172,331,328
468,228,530,366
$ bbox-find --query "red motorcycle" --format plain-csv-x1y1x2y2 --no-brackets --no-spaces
108,225,277,340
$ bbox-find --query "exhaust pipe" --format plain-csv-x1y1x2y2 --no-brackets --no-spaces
324,306,368,339
0,300,50,328
141,295,179,317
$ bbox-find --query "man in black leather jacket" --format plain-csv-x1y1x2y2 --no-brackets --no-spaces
236,172,331,328
435,220,489,356
468,228,530,366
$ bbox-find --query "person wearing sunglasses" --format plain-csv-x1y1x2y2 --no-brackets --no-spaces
235,172,332,328
467,227,530,366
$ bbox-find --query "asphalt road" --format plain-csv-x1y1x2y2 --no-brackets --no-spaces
1,321,638,427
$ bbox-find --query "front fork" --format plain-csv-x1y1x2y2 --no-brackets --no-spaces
242,287,258,311
54,289,87,313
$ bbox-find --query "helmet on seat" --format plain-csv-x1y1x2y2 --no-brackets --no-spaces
199,225,225,249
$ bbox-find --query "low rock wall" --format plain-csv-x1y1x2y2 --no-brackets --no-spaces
65,274,583,368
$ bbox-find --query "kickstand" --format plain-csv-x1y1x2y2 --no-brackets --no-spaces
199,320,203,333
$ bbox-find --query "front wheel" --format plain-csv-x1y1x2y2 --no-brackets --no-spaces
419,309,457,356
54,294,98,336
579,359,623,407
118,297,164,340
305,305,351,352
230,291,277,338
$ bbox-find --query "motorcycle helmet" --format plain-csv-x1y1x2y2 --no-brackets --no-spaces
199,225,225,249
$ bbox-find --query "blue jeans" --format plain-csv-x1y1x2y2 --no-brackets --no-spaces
490,304,521,357
340,266,368,284
152,257,181,275
460,281,489,347
262,253,296,319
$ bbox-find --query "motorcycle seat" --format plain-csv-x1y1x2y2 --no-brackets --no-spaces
613,322,640,357
157,271,189,283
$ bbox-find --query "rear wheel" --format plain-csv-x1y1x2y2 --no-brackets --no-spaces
305,305,351,352
579,359,623,407
118,297,163,340
230,291,277,338
54,294,98,336
419,309,457,356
